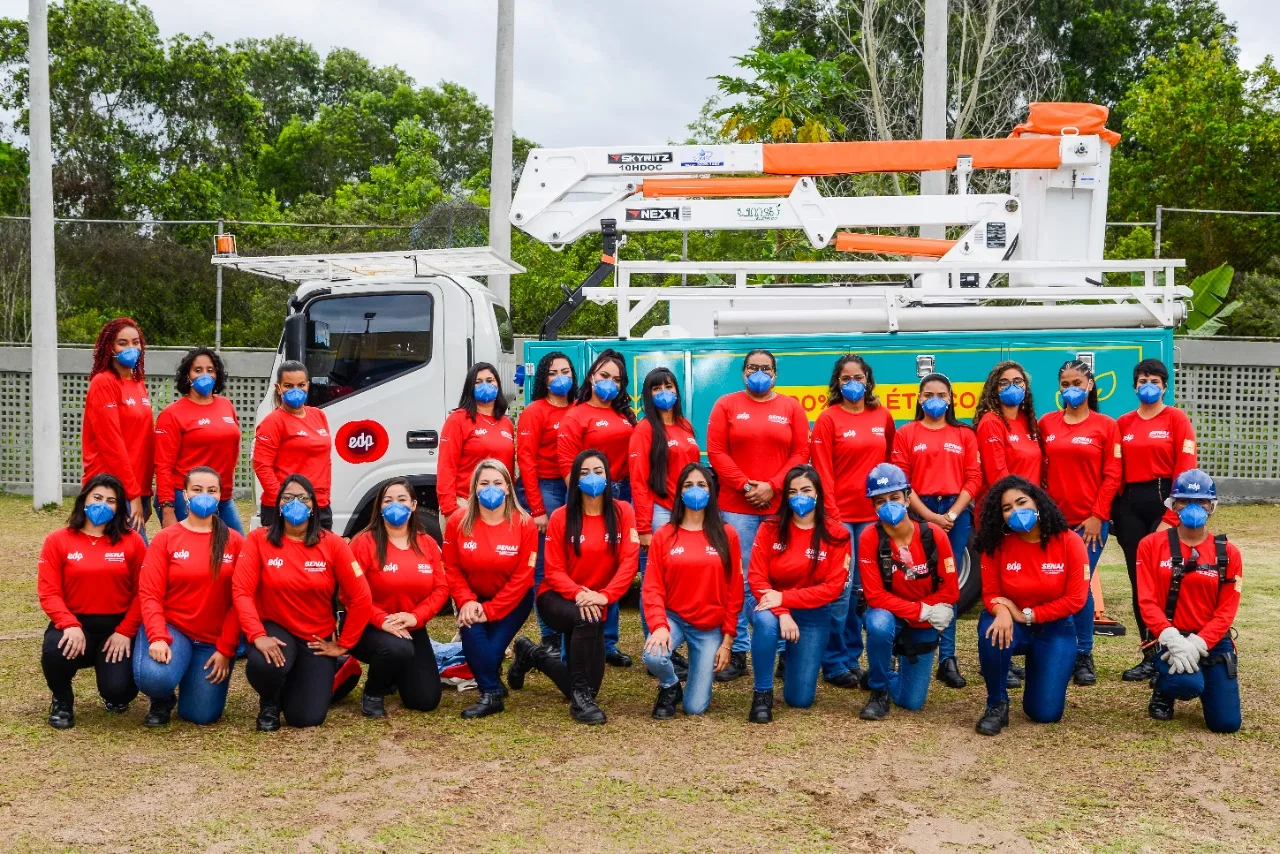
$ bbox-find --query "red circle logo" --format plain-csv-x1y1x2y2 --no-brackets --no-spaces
335,420,389,464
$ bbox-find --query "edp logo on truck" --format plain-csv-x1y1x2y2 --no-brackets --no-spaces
336,420,390,464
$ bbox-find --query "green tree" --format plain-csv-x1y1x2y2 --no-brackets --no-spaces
714,47,850,142
234,36,323,140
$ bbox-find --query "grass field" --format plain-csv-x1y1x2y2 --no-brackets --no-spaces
1,494,1277,853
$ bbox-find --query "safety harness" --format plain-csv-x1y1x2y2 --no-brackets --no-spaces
877,522,943,662
1164,528,1238,679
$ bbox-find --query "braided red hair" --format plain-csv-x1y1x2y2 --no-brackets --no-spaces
90,317,146,381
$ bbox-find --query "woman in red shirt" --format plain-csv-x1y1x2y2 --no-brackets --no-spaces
438,362,516,519
973,361,1043,519
233,474,371,730
82,317,154,540
707,349,810,681
809,353,895,688
38,473,147,729
973,475,1089,736
155,347,243,533
134,466,243,726
508,450,640,725
252,361,333,530
891,372,981,688
347,477,449,719
747,465,849,723
444,459,537,719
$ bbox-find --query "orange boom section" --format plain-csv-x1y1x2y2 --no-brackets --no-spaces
834,233,957,257
761,137,1064,176
640,177,801,198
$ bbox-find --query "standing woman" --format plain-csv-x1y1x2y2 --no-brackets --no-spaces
82,317,154,539
233,474,371,730
154,347,244,533
37,474,147,729
1040,359,1122,687
891,373,981,688
707,349,810,682
972,361,1043,521
134,467,244,726
1114,358,1198,682
809,353,895,688
252,361,334,530
972,476,1088,736
437,362,516,519
347,478,449,719
642,463,743,718
508,450,640,725
746,465,850,723
444,460,537,719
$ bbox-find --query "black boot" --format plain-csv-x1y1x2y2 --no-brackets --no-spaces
461,692,505,719
256,696,281,732
975,701,1009,736
537,633,562,658
825,669,861,689
652,682,683,720
1011,662,1026,680
860,689,891,721
1123,645,1157,682
749,689,774,724
1005,668,1023,690
1148,689,1175,721
48,696,74,730
775,656,786,679
103,699,129,713
361,693,387,719
143,695,175,727
570,687,607,725
714,650,748,683
1073,652,1097,686
936,656,967,689
507,637,537,690
605,648,633,668
671,650,689,682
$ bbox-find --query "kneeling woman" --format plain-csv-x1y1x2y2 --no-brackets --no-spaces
444,459,537,719
348,478,450,719
973,476,1088,735
642,463,743,718
1137,469,1242,733
135,467,244,726
508,450,640,724
747,465,849,723
858,463,959,721
233,475,371,730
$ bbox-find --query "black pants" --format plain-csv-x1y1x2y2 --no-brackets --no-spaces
350,625,442,712
244,621,338,728
41,613,138,706
259,504,333,531
1111,479,1172,640
534,591,606,700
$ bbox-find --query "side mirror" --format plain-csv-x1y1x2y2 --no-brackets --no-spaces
283,312,307,363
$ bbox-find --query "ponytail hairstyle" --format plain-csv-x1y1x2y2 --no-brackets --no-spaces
66,473,131,544
774,464,848,573
913,372,969,428
90,317,146,381
973,360,1039,440
457,361,508,421
974,475,1071,554
267,474,324,547
563,449,620,557
640,367,693,499
272,360,309,409
577,348,636,424
670,462,733,580
184,466,231,576
531,351,577,402
361,476,428,567
1058,359,1100,412
825,353,880,410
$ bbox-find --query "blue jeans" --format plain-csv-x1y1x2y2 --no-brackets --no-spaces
459,592,534,695
642,611,722,715
639,503,673,637
751,605,831,708
863,608,937,711
172,490,245,534
1155,636,1241,733
823,520,872,678
1071,521,1110,653
977,611,1076,722
523,477,568,641
722,510,766,654
132,623,233,725
918,495,972,660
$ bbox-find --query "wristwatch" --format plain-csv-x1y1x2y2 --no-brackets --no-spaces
1022,607,1035,625
157,501,175,509
744,483,755,494
945,511,957,522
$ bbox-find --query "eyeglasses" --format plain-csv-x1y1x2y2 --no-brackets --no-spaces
745,364,775,374
280,493,313,504
997,378,1026,389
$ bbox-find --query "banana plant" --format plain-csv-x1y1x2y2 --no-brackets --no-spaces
1182,263,1242,337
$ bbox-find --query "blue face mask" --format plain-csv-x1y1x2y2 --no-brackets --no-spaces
593,379,620,402
681,485,710,511
477,485,507,510
281,499,311,527
745,370,774,394
84,501,115,526
548,375,574,397
788,493,816,517
187,493,219,519
998,384,1026,407
921,397,949,419
578,473,608,497
473,382,499,403
1178,503,1209,529
876,501,907,526
1007,507,1039,533
652,390,678,411
115,347,140,369
381,502,412,527
840,380,866,403
192,374,216,397
1061,386,1088,408
1137,382,1163,405
281,388,308,409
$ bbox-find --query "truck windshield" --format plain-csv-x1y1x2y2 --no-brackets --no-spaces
303,292,434,406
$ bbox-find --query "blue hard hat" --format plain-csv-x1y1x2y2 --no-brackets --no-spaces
866,463,910,498
1171,469,1216,500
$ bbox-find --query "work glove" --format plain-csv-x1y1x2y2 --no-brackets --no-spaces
1187,633,1209,660
919,603,955,634
1158,627,1200,675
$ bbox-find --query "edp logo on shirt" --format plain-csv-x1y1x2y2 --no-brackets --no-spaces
173,550,190,560
66,551,83,561
463,541,478,551
1005,561,1023,573
267,557,285,568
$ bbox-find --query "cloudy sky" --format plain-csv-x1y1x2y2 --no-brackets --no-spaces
0,0,1274,147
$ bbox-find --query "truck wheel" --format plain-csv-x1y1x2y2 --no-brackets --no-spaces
955,546,983,615
419,509,442,545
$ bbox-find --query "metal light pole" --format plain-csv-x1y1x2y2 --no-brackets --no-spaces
919,0,948,241
215,217,224,350
29,0,61,508
488,0,515,309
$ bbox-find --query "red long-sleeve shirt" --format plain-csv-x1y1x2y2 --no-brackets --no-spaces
349,530,449,629
628,418,701,533
231,528,371,649
542,502,641,603
82,372,155,499
1039,410,1123,526
1136,529,1241,646
437,409,517,517
252,406,332,507
747,519,849,616
642,524,743,635
557,402,634,482
443,512,537,621
707,391,810,516
1118,406,1198,483
860,521,959,629
137,524,244,657
153,396,241,501
37,526,147,634
980,531,1089,624
809,405,895,523
891,421,982,498
516,398,572,516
